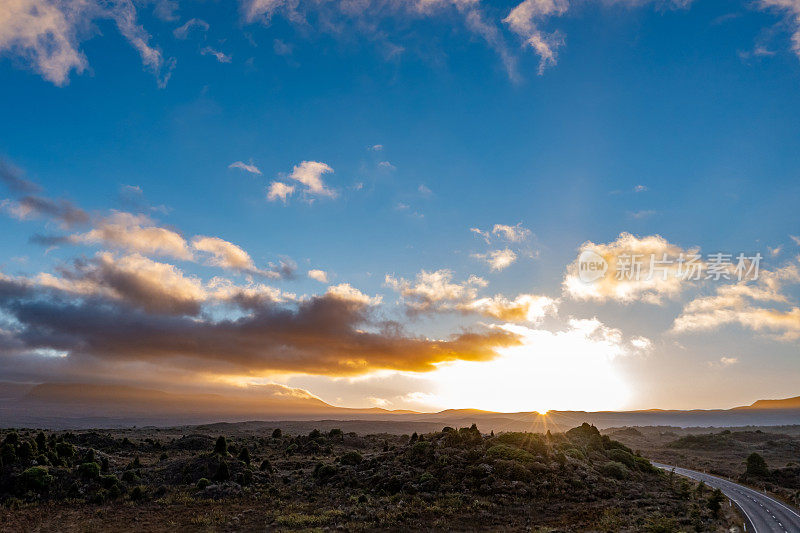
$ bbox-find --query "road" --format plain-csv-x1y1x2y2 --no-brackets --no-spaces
653,463,800,533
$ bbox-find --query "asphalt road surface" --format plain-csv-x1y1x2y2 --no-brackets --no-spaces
653,463,800,533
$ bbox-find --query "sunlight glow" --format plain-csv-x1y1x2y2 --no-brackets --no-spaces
427,320,632,413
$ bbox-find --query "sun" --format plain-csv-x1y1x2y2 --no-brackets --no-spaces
427,322,631,413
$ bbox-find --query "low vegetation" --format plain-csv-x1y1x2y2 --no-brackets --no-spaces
0,423,739,531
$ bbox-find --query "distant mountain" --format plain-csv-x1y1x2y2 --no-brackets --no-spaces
1,382,798,430
740,395,800,410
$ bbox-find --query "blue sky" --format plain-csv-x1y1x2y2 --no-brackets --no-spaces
0,0,799,412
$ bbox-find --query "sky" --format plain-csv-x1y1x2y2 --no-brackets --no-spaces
0,0,799,413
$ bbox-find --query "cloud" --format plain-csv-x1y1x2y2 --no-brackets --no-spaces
192,236,256,272
462,293,557,322
267,181,295,202
385,268,553,322
629,209,656,219
0,272,519,377
563,232,700,304
308,269,329,283
759,0,800,59
791,235,800,246
73,212,193,260
370,144,384,151
326,283,382,306
201,46,232,63
240,0,518,79
503,0,569,74
287,161,336,198
473,248,517,271
273,38,293,56
378,161,396,170
492,222,531,242
173,18,209,39
707,356,738,368
1,195,90,228
229,161,262,175
385,269,487,311
634,184,648,192
36,252,207,316
0,159,41,194
672,262,800,340
0,0,173,87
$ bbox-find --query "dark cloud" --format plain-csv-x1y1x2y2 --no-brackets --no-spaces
16,195,90,227
0,159,42,194
29,234,73,247
0,276,519,379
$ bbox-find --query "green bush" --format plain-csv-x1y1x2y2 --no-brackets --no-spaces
487,444,536,464
599,461,629,480
313,463,338,481
197,477,211,489
78,462,101,480
339,451,363,466
20,466,53,491
607,448,636,469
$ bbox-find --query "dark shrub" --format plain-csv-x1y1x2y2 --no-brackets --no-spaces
78,462,101,480
339,451,363,466
36,432,47,452
329,428,343,440
130,485,146,502
707,488,724,516
20,466,53,491
101,457,110,472
3,432,20,446
309,429,322,440
55,442,75,459
197,477,211,489
272,428,282,439
213,461,230,482
487,444,536,464
238,446,251,465
214,436,228,456
260,459,273,472
101,474,121,489
1,444,17,465
238,469,253,486
18,441,34,461
121,470,139,484
746,452,770,477
313,463,338,481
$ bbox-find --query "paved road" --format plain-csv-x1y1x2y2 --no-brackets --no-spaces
653,463,800,533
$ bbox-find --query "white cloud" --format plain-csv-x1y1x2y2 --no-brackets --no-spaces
173,18,209,40
386,269,486,309
75,212,193,260
326,283,382,305
492,222,531,242
563,232,699,304
791,235,800,246
503,0,569,74
473,248,517,271
378,161,396,170
192,236,256,271
463,293,557,322
634,184,648,192
229,161,262,175
286,161,336,198
759,0,800,59
267,181,295,202
201,46,232,63
672,262,800,341
308,269,329,283
370,144,384,151
0,0,173,87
